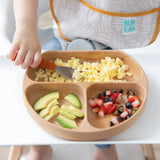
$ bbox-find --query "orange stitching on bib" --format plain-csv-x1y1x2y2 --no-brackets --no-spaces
50,0,71,42
149,7,160,45
78,0,159,17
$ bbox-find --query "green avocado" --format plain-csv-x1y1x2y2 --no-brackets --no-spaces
56,115,78,129
64,93,82,109
39,105,59,118
34,91,59,111
43,105,60,121
61,104,84,118
59,108,76,120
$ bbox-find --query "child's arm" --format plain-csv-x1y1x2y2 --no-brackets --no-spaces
7,0,42,69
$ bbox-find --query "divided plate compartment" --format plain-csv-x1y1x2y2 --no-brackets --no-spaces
23,50,148,141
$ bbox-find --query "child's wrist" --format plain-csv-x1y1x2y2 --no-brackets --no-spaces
16,20,37,32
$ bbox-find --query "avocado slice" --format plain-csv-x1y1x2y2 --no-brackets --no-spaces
56,115,78,129
34,91,59,111
59,108,76,120
64,93,82,109
61,104,84,118
47,99,59,110
39,105,59,118
39,108,49,118
43,105,60,121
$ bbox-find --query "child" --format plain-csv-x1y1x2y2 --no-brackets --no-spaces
7,0,159,160
7,0,160,67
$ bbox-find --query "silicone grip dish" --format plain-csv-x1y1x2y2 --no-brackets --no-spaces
23,50,148,141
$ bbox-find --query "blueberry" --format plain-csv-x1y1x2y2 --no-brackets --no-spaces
127,90,135,96
109,121,114,127
105,98,114,103
103,91,106,96
98,93,103,98
118,106,124,113
113,110,120,116
118,89,123,94
126,102,132,109
117,117,124,122
105,98,110,102
126,115,132,119
105,95,110,99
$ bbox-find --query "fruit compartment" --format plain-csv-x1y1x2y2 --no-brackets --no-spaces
26,50,144,82
24,83,86,128
86,82,147,129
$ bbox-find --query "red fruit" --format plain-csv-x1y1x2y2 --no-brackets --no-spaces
105,104,113,113
98,110,105,117
110,93,120,102
106,90,112,96
104,102,113,108
115,93,123,104
120,109,129,119
96,99,103,107
132,100,140,108
110,93,123,104
97,104,108,116
128,96,139,103
88,98,97,108
124,108,130,114
108,105,117,114
98,95,105,101
126,109,132,114
92,107,100,113
101,105,108,115
111,115,119,125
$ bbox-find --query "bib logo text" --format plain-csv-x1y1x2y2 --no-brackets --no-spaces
123,18,136,34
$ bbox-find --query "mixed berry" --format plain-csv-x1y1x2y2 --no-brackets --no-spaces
88,90,140,127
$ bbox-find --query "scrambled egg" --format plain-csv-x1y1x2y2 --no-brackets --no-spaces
34,57,132,82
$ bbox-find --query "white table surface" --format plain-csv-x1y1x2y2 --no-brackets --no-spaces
0,38,160,145
1,0,160,146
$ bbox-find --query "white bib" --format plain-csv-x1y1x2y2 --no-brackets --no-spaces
50,0,160,49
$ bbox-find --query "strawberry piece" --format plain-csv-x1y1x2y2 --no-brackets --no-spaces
98,95,105,101
98,110,105,117
105,104,113,113
110,93,123,104
115,93,123,104
108,105,117,114
96,99,103,107
132,100,140,108
128,96,139,103
120,109,129,119
106,90,112,96
126,109,132,114
88,98,97,108
92,107,100,113
99,105,108,115
104,102,113,108
111,115,119,125
110,93,120,102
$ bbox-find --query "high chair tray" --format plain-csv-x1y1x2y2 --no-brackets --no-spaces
23,50,148,141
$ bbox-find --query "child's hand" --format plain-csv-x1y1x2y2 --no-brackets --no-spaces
7,26,42,69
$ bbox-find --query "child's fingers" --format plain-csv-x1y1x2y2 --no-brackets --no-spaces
21,51,34,69
30,51,42,68
14,47,27,66
7,44,19,60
